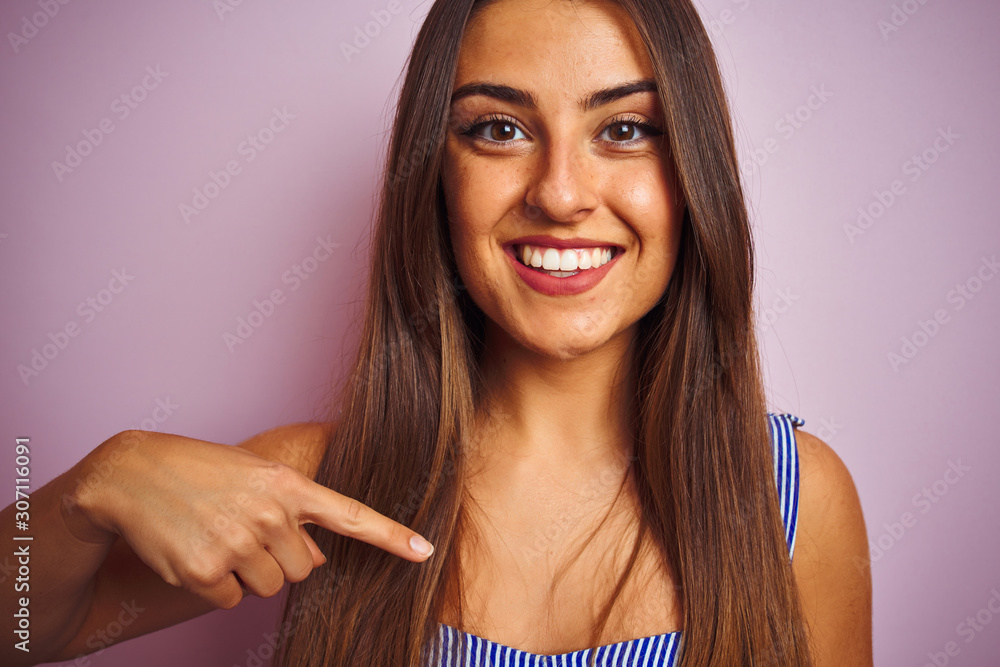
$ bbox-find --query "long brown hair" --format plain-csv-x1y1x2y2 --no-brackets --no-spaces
276,0,812,664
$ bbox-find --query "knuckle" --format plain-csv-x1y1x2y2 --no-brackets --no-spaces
342,497,366,531
287,560,314,583
260,577,285,599
259,460,298,491
253,505,287,533
217,586,243,610
221,528,259,554
160,569,182,588
182,557,229,589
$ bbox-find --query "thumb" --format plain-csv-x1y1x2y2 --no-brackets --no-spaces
298,525,327,567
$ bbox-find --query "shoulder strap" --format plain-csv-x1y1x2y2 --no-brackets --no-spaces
766,412,803,561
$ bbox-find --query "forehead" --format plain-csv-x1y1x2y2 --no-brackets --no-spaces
455,0,654,97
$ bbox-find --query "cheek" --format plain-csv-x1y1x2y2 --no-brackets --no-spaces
610,166,684,301
442,149,524,265
447,167,522,229
443,153,485,246
442,157,478,272
442,153,503,304
614,167,682,249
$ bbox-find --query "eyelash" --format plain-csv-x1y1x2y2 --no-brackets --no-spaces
457,113,664,148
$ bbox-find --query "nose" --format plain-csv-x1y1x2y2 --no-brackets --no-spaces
524,135,599,224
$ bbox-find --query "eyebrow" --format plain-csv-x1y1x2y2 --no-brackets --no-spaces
450,78,659,112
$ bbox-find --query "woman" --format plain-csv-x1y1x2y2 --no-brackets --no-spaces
1,0,871,665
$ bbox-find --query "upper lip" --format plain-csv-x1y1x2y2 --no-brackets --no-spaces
504,235,623,251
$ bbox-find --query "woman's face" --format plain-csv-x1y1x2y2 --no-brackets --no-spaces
442,0,684,360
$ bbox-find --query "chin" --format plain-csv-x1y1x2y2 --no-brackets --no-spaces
513,320,626,361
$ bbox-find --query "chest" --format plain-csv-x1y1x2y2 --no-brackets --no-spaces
438,482,682,655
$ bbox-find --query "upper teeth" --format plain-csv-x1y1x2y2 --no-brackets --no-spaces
518,244,615,271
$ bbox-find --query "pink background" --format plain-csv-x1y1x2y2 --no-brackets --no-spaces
1,1,997,665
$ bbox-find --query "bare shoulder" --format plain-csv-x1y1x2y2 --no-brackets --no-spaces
794,429,864,527
236,421,334,481
791,428,873,665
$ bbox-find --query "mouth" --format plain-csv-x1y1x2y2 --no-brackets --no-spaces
511,242,621,278
502,238,623,297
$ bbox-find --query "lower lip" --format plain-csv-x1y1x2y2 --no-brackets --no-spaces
505,246,621,296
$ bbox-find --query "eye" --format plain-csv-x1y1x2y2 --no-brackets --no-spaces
599,115,664,146
459,114,527,144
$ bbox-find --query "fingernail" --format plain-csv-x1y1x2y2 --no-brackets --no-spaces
410,535,434,557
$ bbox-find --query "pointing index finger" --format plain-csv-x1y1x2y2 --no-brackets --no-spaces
298,480,434,562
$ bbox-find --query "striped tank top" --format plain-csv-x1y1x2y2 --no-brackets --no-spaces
422,412,804,667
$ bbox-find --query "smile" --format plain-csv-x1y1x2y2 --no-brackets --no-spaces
504,239,623,297
514,243,618,277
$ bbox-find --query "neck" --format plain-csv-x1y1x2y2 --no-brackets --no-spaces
471,321,638,476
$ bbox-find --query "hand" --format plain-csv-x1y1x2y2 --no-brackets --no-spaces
63,429,435,609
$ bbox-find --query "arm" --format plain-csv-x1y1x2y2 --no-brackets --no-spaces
2,422,434,666
791,429,873,666
43,423,328,665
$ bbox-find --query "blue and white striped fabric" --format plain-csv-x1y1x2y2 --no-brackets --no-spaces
428,624,682,667
767,412,803,560
423,411,803,666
